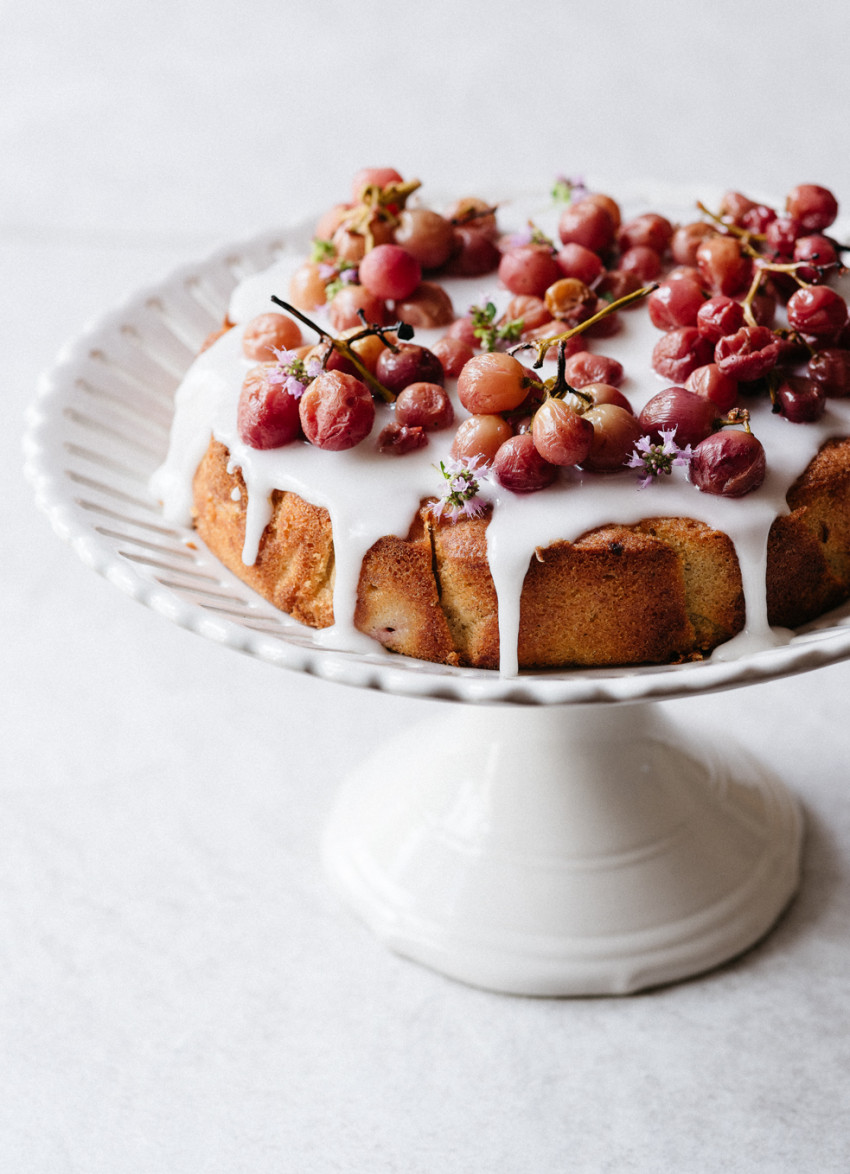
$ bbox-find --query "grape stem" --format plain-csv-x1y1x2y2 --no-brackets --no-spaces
270,294,401,402
508,283,657,369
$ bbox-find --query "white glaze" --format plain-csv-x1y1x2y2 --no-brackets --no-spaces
150,191,850,676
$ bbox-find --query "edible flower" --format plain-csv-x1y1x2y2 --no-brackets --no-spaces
431,457,488,522
269,348,322,399
627,429,693,488
551,174,589,204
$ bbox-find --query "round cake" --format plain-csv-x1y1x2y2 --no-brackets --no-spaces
150,170,850,675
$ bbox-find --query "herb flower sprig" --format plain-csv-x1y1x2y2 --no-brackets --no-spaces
430,457,489,522
469,302,525,352
268,348,323,399
627,429,693,489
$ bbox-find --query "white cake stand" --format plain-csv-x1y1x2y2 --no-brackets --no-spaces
25,225,850,995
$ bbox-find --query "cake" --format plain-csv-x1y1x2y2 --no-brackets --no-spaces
151,170,850,675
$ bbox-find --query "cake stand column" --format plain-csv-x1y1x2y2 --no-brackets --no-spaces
322,699,802,995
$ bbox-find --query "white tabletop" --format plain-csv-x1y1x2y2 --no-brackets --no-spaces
4,1,850,1169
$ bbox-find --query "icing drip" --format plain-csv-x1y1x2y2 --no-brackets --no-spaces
150,192,850,675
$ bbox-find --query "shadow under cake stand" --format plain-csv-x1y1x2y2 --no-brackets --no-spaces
27,229,850,996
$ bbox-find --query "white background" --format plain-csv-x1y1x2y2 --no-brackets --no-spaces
4,1,850,1170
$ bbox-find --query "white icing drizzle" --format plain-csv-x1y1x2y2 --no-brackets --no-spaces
149,193,850,676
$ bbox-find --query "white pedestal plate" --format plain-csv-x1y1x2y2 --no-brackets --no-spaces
25,228,850,997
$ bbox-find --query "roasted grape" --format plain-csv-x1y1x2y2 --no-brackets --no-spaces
376,422,428,455
562,350,624,387
450,414,513,465
638,386,717,447
808,348,850,397
685,364,739,412
696,295,745,343
651,327,713,382
237,364,303,449
498,244,563,298
394,281,454,329
558,199,616,254
375,343,444,394
786,286,848,337
327,284,388,332
299,370,375,450
241,312,302,361
580,404,643,471
690,430,766,496
431,335,475,377
393,208,455,269
531,398,593,465
395,382,454,431
457,351,530,413
786,184,838,233
358,243,421,301
714,325,782,381
493,433,557,492
649,275,708,331
775,376,826,423
556,242,604,285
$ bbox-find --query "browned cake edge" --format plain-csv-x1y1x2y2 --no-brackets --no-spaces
191,437,765,669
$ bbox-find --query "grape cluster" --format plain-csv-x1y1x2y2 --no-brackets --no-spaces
231,169,847,504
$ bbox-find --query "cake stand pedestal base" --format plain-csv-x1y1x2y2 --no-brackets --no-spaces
323,700,802,996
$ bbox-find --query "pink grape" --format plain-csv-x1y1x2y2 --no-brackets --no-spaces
498,243,563,297
450,414,513,465
237,364,303,449
617,245,662,283
327,285,388,331
393,208,455,269
241,312,302,360
358,244,421,301
531,398,594,465
298,370,375,450
431,335,475,377
457,352,529,413
580,404,643,471
808,348,850,397
617,212,673,254
649,275,708,330
775,376,826,423
351,167,403,202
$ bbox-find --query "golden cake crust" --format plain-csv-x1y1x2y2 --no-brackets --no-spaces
192,438,757,669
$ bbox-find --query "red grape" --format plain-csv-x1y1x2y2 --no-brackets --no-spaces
617,245,662,283
543,278,596,325
351,167,403,202
237,364,303,449
327,284,388,332
696,235,751,295
671,222,716,266
793,234,839,283
786,184,838,233
393,208,455,269
446,226,501,276
562,350,624,387
358,244,421,301
638,386,717,447
556,242,604,285
493,433,557,493
503,295,552,333
808,348,850,397
580,404,643,471
765,215,800,259
618,212,673,254
696,295,745,342
498,244,563,297
786,286,848,337
651,327,713,382
649,276,708,330
558,200,616,254
375,343,444,394
376,422,428,455
395,382,454,431
714,325,782,381
685,363,739,412
690,430,766,496
393,281,454,328
299,370,375,450
775,376,826,423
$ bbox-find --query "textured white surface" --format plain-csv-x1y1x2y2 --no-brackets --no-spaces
4,1,850,1170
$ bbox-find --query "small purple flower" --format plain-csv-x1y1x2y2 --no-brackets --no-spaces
318,262,336,280
431,457,489,522
627,428,693,489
